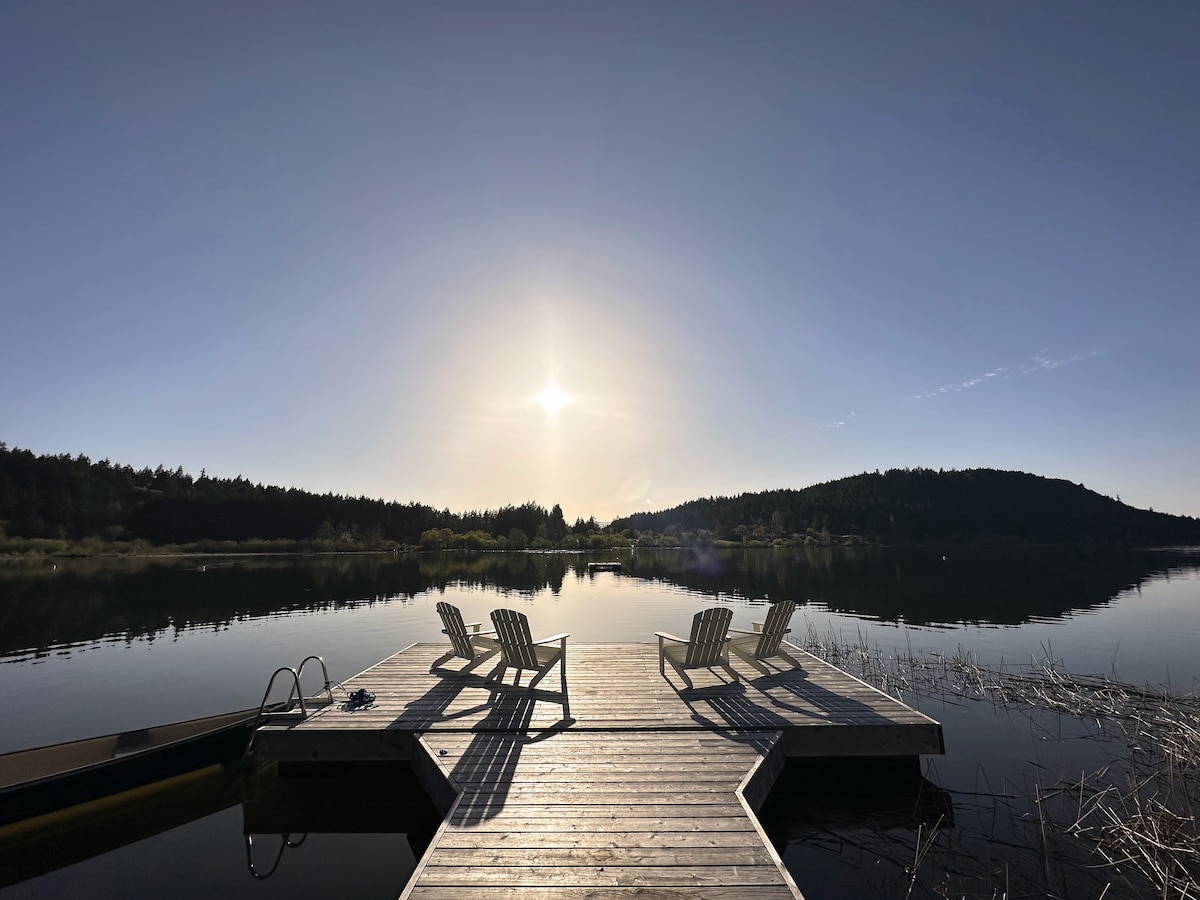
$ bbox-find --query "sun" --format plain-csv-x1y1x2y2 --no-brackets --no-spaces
536,380,571,416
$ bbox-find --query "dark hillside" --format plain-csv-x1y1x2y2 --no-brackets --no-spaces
3,443,1196,549
0,442,564,548
610,469,1200,546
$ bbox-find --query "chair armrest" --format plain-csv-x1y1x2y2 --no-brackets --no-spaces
654,631,687,643
534,633,570,644
465,622,485,632
448,626,497,637
732,625,789,637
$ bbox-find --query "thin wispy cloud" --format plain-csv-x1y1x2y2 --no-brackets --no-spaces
911,351,1093,401
792,411,857,435
1020,351,1092,375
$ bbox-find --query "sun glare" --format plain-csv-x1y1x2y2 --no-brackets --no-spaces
537,380,571,416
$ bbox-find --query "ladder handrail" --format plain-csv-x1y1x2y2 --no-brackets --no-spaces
292,655,334,707
247,655,333,754
256,666,309,720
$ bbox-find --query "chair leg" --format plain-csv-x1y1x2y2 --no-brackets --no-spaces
560,654,569,718
719,647,740,682
657,638,690,686
527,660,553,689
776,649,804,670
730,644,770,676
665,656,693,690
485,661,506,683
431,650,456,669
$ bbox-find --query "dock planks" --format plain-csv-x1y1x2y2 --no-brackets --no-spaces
255,642,943,898
403,730,797,898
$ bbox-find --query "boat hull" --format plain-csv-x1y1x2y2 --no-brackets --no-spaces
0,710,259,828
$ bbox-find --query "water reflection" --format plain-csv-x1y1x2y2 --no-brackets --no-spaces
1,763,240,888
624,545,1200,625
760,756,953,837
0,760,437,895
0,552,573,660
2,548,1197,898
2,547,1197,659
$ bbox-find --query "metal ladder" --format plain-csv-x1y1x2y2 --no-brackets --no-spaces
254,654,335,723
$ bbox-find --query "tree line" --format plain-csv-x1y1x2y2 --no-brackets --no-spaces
2,442,1197,553
609,468,1200,546
0,442,589,551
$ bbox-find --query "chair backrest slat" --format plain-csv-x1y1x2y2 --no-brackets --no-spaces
436,601,477,660
490,608,541,670
684,607,733,667
755,599,796,657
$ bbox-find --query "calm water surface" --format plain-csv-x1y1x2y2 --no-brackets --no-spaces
2,547,1198,897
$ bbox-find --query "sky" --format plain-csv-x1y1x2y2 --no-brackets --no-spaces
2,2,1198,522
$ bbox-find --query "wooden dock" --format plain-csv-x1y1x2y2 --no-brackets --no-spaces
255,642,943,899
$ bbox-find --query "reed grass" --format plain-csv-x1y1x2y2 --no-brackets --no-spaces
796,619,1200,898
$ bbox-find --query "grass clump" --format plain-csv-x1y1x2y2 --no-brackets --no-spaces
796,621,1200,898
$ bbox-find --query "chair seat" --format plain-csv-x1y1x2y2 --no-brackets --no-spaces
526,642,565,668
661,641,707,665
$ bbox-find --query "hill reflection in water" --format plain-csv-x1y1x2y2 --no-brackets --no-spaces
2,546,1196,659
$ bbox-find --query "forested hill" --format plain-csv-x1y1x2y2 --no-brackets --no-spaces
0,442,570,549
609,469,1200,546
3,442,1197,550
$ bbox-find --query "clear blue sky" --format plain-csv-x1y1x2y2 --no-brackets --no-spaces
3,2,1197,521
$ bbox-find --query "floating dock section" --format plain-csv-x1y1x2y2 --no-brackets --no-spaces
255,642,943,899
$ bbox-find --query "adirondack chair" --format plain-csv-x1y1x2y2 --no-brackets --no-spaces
656,607,739,689
486,608,570,716
728,599,802,674
431,601,500,674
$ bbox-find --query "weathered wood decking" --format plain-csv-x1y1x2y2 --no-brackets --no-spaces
406,730,796,898
254,643,943,899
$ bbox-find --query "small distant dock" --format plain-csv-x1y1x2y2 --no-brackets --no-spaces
255,643,943,899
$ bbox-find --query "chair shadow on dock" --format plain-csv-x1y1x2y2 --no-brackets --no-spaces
679,682,797,730
446,695,571,826
414,666,573,731
747,671,897,725
422,672,571,724
402,670,494,728
669,651,901,730
403,660,576,827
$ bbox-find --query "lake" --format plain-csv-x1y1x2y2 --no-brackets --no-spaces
1,546,1198,897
